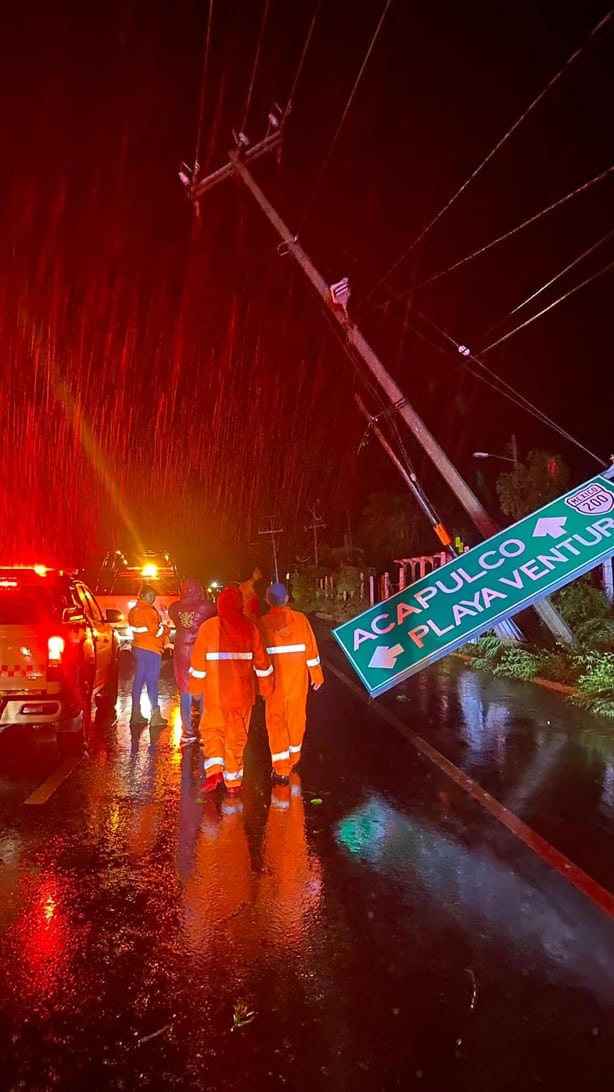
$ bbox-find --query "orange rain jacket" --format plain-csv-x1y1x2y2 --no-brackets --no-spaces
128,597,166,655
258,606,324,701
188,586,274,708
258,605,324,775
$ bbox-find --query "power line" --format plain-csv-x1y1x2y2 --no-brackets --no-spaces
481,258,614,355
193,0,215,169
286,0,323,113
481,226,614,342
242,0,271,134
376,296,604,462
362,8,613,308
412,309,606,463
296,0,394,237
373,165,613,308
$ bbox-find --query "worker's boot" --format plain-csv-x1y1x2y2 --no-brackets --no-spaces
199,771,223,796
130,708,148,727
149,706,168,728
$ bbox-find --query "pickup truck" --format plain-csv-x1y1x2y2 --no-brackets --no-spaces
0,566,120,753
95,567,180,652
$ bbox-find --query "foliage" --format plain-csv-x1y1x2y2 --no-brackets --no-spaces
332,597,370,623
553,577,610,630
331,541,365,567
572,652,614,717
472,633,507,671
496,450,569,521
357,493,414,566
492,648,541,681
534,644,582,685
291,565,367,623
335,564,363,597
290,567,325,613
574,617,614,651
458,641,481,658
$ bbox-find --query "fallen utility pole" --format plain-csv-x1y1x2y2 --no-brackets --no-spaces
354,393,525,643
191,135,575,644
355,393,455,558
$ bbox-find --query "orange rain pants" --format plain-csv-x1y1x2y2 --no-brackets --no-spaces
258,606,324,777
199,705,253,790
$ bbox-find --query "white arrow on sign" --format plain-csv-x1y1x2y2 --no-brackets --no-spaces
533,516,567,539
368,643,405,670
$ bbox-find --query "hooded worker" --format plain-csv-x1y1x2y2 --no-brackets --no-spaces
258,582,324,784
188,585,273,796
128,583,168,728
168,578,216,745
238,566,262,624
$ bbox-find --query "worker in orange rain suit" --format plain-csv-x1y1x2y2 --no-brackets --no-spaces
238,566,262,624
258,582,324,785
128,583,169,728
188,584,273,796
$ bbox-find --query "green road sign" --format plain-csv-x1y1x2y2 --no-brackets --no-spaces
333,471,614,697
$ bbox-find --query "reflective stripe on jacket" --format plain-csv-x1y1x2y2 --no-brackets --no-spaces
128,598,166,655
258,606,324,700
188,616,273,708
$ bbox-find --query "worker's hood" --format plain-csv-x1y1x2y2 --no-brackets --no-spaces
217,585,243,617
180,577,205,602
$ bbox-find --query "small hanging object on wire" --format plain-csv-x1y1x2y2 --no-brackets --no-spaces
180,160,205,219
178,160,201,192
267,102,284,134
330,277,351,321
178,160,203,218
267,103,286,162
232,129,251,154
457,344,471,357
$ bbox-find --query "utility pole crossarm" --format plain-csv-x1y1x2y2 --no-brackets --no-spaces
191,132,282,201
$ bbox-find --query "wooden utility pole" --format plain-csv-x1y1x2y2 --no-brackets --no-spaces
258,515,283,583
190,132,575,644
355,393,525,642
305,502,326,568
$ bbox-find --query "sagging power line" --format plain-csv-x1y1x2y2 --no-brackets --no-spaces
362,8,613,309
371,165,614,311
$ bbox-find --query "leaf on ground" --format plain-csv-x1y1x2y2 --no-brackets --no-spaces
232,1000,256,1030
310,797,323,806
395,695,410,702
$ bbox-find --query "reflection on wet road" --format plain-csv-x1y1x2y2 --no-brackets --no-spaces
0,646,613,1091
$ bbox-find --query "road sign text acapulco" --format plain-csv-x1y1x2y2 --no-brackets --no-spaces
333,473,614,697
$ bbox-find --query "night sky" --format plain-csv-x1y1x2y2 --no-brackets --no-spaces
1,0,612,581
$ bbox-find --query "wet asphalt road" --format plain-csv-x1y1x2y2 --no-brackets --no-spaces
1,631,613,1092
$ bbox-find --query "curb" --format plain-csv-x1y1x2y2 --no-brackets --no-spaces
452,653,577,695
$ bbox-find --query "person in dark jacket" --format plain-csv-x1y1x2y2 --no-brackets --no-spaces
169,578,216,745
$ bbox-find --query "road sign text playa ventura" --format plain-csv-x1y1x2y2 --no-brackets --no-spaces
333,473,614,697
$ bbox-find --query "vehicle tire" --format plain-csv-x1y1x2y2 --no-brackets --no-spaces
97,654,119,714
58,669,92,756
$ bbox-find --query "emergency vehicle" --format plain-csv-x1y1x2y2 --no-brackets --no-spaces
0,566,120,752
95,550,181,651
